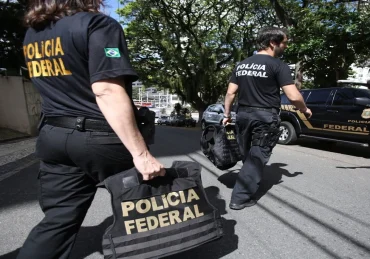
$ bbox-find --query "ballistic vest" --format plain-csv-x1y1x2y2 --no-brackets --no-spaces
200,125,243,170
99,161,224,259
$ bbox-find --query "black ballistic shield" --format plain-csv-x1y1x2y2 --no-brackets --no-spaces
98,161,224,259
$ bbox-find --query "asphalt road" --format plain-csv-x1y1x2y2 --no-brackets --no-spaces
0,126,369,259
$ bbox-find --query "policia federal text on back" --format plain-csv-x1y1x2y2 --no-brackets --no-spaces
17,1,165,258
222,27,313,210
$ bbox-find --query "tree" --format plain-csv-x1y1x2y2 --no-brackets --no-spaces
0,0,27,73
174,103,182,115
119,0,258,119
267,0,370,88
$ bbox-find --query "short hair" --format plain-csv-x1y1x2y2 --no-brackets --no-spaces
256,27,288,51
24,0,105,29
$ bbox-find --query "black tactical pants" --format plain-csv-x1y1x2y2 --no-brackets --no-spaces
231,107,280,204
17,124,134,259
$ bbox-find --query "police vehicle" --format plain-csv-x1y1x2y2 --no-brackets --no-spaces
279,80,370,148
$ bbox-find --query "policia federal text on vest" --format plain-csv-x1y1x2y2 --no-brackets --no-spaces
98,161,224,259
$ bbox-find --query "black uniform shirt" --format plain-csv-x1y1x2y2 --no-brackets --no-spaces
23,12,138,119
229,54,293,109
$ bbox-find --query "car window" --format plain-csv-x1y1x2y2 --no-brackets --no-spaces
354,89,370,98
332,89,355,106
281,91,306,105
210,106,222,113
281,94,289,104
305,89,332,105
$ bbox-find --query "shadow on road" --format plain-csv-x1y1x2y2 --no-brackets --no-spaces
218,163,303,201
1,187,238,259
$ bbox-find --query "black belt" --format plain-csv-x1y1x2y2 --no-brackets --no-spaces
238,105,280,113
45,116,114,132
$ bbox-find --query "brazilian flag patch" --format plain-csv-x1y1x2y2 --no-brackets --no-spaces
104,48,121,58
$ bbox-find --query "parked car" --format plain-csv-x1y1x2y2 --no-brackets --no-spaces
201,104,237,130
168,115,186,126
184,117,196,127
157,115,169,125
279,83,370,148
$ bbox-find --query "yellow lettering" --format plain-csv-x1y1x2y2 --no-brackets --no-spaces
342,126,348,130
187,189,200,202
55,37,64,56
45,60,55,76
364,127,369,133
40,60,49,76
51,38,55,56
183,207,195,221
324,124,329,129
348,126,355,131
158,212,170,227
40,41,45,57
45,40,51,57
168,210,181,224
146,216,159,231
136,199,151,214
179,191,186,203
58,58,72,75
121,201,135,217
53,58,62,76
355,127,362,132
23,46,27,58
151,197,163,211
161,194,169,208
335,125,341,130
124,220,136,235
329,125,334,129
27,43,35,59
35,42,42,59
31,61,41,77
135,218,148,233
27,61,33,78
193,205,204,217
167,192,180,206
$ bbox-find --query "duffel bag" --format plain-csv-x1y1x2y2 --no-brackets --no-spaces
98,161,224,259
200,124,242,170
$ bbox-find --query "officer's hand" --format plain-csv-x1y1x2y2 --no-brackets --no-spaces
222,117,232,125
303,108,312,119
133,151,165,181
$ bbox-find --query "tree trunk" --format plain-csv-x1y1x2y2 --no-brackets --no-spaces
294,61,303,89
197,107,205,127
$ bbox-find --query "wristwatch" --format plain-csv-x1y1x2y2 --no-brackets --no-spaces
223,114,231,118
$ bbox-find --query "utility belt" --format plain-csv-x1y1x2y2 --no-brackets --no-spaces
238,105,280,114
42,107,156,144
45,116,113,132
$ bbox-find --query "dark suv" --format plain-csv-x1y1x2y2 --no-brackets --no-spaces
279,83,370,148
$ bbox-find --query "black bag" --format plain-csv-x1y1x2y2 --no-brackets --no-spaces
136,107,155,145
200,125,243,170
98,161,224,259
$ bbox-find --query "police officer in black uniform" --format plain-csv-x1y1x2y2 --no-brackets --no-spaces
17,1,165,258
223,27,312,210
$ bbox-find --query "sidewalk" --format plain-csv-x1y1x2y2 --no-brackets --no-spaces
0,128,30,143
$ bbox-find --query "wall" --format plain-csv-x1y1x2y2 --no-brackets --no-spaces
0,76,41,136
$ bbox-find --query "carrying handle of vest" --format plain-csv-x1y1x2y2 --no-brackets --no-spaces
97,161,200,188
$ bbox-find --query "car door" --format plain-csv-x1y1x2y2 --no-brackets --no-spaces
323,88,370,143
303,88,334,135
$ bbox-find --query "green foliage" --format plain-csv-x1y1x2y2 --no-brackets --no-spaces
0,0,27,72
273,0,370,87
119,0,258,112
